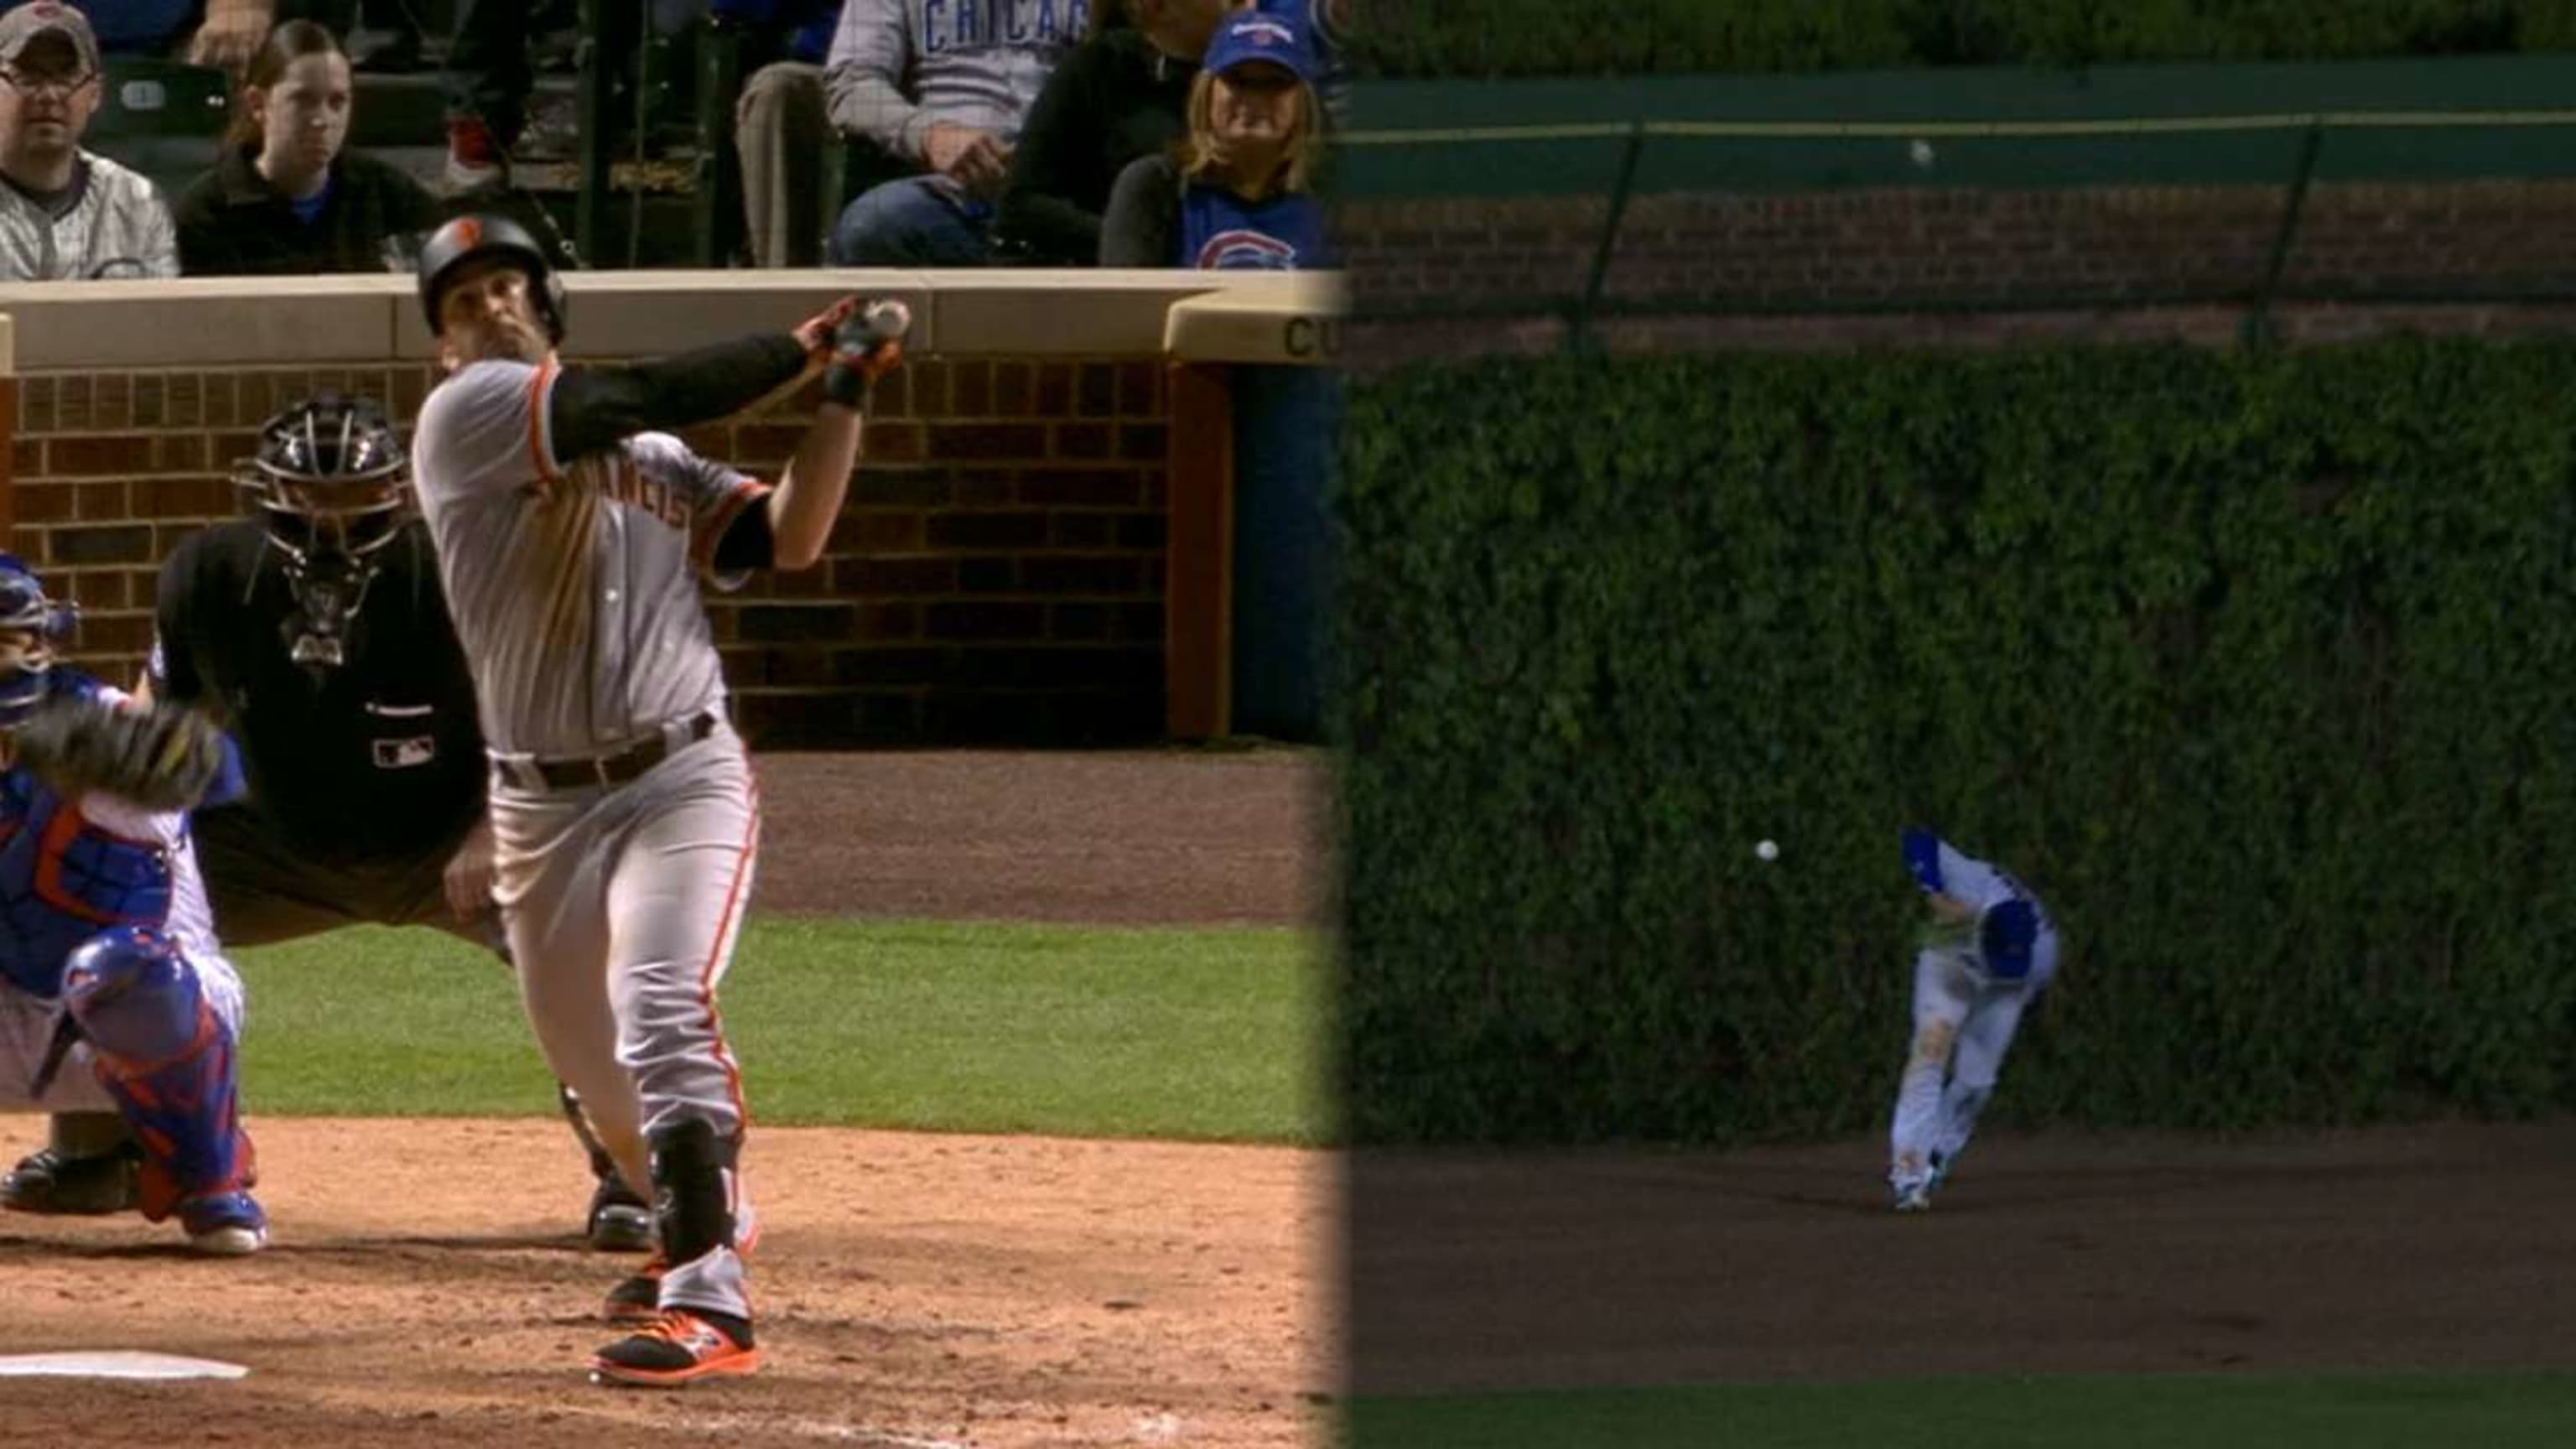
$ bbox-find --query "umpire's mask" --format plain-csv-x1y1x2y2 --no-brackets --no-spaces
237,392,412,673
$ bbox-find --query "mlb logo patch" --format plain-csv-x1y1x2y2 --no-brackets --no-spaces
372,735,437,770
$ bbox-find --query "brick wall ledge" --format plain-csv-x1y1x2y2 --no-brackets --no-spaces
0,270,1350,373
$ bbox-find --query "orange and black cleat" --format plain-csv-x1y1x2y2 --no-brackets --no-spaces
589,1308,759,1388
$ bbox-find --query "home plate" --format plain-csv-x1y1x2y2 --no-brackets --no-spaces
0,1352,248,1380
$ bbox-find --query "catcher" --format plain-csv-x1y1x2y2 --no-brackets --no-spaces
0,554,265,1253
1887,826,2059,1212
0,392,653,1252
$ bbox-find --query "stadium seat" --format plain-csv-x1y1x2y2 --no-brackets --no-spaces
89,57,231,204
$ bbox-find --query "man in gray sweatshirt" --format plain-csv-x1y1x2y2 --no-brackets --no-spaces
823,0,1083,264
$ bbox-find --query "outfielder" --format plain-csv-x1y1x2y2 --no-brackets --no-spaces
408,213,903,1386
0,555,265,1254
1887,827,2057,1212
0,392,651,1251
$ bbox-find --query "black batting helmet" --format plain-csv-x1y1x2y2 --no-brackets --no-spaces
417,213,567,343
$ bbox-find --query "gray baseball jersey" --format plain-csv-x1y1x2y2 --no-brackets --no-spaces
409,356,766,1324
409,357,767,759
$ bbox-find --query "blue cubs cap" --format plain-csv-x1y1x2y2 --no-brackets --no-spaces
1901,827,1945,895
1204,8,1318,83
1979,900,2040,979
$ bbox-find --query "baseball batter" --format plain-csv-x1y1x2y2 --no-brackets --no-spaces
0,555,264,1254
407,213,903,1386
1887,827,2057,1212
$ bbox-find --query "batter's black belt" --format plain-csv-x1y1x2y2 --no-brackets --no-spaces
492,709,720,793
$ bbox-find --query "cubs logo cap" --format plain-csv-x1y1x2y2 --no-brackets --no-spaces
1901,826,1945,895
0,3,100,74
1203,8,1317,83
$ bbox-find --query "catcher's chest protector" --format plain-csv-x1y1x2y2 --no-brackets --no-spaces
0,768,174,998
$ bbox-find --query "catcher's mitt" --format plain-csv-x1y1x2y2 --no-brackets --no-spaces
12,696,226,813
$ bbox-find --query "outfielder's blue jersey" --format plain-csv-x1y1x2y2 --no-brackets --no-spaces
1179,184,1329,271
1902,828,2051,926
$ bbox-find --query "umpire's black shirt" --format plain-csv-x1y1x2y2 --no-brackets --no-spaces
153,518,487,868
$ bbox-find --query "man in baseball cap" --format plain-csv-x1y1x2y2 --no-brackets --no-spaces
0,3,101,73
0,1,179,279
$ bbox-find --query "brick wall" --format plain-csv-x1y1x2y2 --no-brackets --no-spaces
9,355,1174,748
1335,179,2576,358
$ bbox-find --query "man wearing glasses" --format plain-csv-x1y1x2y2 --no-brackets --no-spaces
0,4,179,279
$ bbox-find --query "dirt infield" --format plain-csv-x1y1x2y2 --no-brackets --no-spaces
1349,1119,2576,1396
0,749,1334,1449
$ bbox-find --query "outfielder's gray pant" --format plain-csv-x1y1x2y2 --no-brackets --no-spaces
491,720,758,1320
1888,933,2058,1192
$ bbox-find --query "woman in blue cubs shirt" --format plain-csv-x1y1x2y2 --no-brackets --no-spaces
1098,4,1327,269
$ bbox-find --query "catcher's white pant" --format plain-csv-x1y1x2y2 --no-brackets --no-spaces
491,719,759,1320
1888,932,2057,1194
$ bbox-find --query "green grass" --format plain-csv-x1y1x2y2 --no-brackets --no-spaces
1348,1372,2576,1448
232,918,1328,1145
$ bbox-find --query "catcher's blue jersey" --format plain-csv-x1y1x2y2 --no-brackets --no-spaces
0,672,190,999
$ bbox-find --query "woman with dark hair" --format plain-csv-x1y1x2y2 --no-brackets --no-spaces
1098,6,1329,270
170,18,442,274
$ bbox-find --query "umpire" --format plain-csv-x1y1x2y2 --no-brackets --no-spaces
0,391,652,1251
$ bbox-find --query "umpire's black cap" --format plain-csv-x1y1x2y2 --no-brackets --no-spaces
417,213,568,345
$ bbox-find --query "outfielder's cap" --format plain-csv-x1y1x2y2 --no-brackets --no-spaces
0,3,101,73
1901,826,1946,895
1203,8,1317,82
1978,900,2041,980
416,212,568,344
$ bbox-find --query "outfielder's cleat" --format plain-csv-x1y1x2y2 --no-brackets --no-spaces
1892,1182,1933,1213
1,1145,141,1216
587,1178,654,1253
1928,1149,1959,1192
588,1309,759,1388
179,1190,267,1255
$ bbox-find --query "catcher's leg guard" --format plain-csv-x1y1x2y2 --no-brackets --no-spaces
60,927,261,1240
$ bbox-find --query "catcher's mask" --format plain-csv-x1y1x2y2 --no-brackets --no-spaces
237,392,410,673
0,552,76,730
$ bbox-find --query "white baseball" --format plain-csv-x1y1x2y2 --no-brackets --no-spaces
1909,139,1935,168
1755,839,1779,862
863,299,912,341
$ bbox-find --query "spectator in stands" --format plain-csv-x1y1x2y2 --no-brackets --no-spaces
257,0,423,72
443,1,640,194
0,3,178,278
171,19,440,274
0,2,381,76
995,0,1225,267
1100,6,1326,270
1250,0,1343,124
823,0,1079,265
183,0,274,71
726,0,840,267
